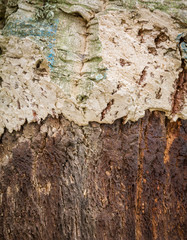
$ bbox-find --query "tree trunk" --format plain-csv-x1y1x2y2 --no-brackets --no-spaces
0,0,186,239
0,111,186,239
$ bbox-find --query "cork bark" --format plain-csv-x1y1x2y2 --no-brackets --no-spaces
0,111,186,240
0,1,187,239
0,1,187,135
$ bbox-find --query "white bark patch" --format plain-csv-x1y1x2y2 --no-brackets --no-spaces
0,9,186,136
97,9,185,123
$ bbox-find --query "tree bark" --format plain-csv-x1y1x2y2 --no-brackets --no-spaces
0,111,186,240
0,1,187,239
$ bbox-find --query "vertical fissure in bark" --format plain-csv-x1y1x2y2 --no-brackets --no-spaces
79,21,89,77
135,118,144,240
171,59,187,114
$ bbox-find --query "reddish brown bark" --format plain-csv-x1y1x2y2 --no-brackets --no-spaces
0,111,186,240
172,65,187,115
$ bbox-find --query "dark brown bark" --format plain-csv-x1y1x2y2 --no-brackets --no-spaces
0,111,186,240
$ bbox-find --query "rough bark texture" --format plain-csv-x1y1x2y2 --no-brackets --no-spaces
0,111,186,240
0,1,187,239
0,1,187,135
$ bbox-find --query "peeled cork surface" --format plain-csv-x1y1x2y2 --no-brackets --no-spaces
0,111,186,239
0,1,187,239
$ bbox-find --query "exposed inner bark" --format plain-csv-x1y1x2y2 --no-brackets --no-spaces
0,111,186,240
172,60,187,114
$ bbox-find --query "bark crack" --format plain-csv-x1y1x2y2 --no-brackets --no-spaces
135,118,144,240
79,23,89,77
171,60,187,115
100,99,114,121
172,35,187,115
138,66,148,85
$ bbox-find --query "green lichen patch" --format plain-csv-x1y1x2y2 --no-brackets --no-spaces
35,3,56,23
76,94,89,103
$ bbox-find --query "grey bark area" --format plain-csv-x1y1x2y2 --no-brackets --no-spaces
0,111,186,240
